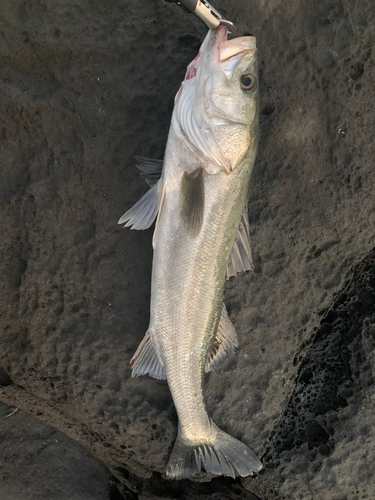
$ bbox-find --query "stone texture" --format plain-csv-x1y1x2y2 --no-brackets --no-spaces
0,402,113,500
0,0,375,498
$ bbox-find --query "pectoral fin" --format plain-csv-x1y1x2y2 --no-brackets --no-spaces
227,206,254,279
179,167,204,239
205,303,238,372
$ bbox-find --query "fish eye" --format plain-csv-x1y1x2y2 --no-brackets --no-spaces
240,74,257,92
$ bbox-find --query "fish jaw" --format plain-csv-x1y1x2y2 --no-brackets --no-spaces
172,25,259,175
199,24,257,80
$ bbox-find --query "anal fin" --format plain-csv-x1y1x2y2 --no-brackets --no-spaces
205,303,238,372
131,331,166,380
227,205,254,279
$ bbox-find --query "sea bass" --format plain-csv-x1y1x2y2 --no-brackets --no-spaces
119,24,261,479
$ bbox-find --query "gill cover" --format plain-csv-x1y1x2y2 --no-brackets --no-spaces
172,25,259,174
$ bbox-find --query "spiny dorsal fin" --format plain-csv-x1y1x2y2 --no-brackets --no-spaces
118,180,162,230
179,167,204,239
135,156,163,187
131,331,166,380
205,303,238,372
227,206,254,279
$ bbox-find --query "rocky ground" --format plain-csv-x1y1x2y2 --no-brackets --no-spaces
0,0,375,499
0,401,116,500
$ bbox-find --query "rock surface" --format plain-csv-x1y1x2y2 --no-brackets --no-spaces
0,402,114,500
0,0,375,499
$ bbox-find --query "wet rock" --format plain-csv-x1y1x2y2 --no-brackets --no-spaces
0,367,12,386
0,402,112,500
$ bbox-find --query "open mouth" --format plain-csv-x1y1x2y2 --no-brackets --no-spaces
209,24,257,57
219,35,257,61
209,24,257,77
182,25,257,84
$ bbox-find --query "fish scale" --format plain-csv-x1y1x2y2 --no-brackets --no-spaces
119,25,262,479
152,130,253,442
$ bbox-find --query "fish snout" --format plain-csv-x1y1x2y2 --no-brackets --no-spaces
219,36,257,62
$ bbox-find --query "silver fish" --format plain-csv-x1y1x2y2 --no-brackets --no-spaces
119,25,262,480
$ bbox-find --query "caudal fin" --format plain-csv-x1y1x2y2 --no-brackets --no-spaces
166,423,263,480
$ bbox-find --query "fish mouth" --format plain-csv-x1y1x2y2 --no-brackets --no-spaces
211,24,257,69
219,35,257,62
182,25,256,84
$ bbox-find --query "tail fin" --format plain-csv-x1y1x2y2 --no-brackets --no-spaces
166,423,263,480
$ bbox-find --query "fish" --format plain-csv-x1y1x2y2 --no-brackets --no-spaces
119,24,262,480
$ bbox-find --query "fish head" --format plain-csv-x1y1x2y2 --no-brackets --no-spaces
173,25,259,174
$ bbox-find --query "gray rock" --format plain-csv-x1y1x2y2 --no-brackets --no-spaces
0,0,375,498
0,402,112,500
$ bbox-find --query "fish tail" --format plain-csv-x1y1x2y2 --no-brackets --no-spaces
166,422,263,480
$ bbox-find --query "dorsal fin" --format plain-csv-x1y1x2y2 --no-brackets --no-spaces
227,206,254,279
205,303,238,372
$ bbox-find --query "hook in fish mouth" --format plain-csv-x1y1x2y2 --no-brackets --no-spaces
183,1,236,31
189,0,223,29
218,19,235,29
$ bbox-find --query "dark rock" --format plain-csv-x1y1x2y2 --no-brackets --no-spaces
0,367,12,386
0,402,112,500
